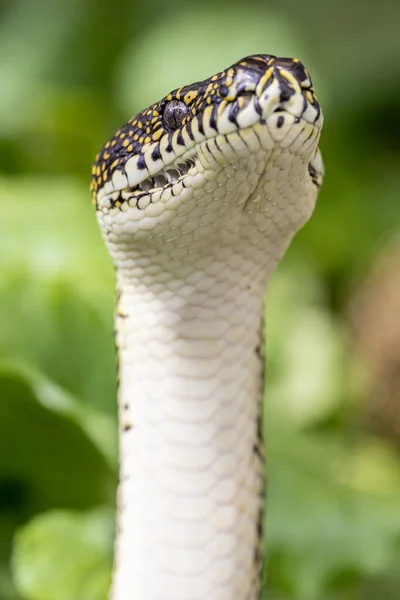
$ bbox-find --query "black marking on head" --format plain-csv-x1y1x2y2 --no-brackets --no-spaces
176,131,185,146
313,102,321,123
302,95,308,115
228,101,240,124
186,121,194,141
276,72,295,103
209,104,219,132
291,62,309,85
308,162,321,187
151,145,161,161
254,96,262,116
277,115,285,128
137,154,147,170
197,119,205,136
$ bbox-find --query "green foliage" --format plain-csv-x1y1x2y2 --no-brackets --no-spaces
12,509,113,600
0,0,399,598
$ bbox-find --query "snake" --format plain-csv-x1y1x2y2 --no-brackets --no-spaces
91,54,324,600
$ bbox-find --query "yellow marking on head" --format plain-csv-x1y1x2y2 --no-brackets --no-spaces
279,69,302,95
255,67,274,95
217,100,227,117
206,82,213,94
305,90,315,104
203,104,214,124
184,90,198,104
152,129,163,141
225,68,234,87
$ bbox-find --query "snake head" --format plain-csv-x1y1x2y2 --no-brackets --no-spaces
93,54,323,263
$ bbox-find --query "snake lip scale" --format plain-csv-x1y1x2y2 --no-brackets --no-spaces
93,54,324,600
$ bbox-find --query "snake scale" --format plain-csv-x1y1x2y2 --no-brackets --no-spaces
91,54,324,600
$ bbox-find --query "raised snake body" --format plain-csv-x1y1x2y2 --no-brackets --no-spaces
92,54,324,600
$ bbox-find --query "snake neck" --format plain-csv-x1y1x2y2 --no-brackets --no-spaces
112,258,268,600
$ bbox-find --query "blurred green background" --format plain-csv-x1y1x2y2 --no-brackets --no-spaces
1,0,399,598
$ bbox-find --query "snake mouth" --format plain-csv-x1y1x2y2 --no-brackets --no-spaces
99,150,198,209
97,108,320,211
121,156,196,197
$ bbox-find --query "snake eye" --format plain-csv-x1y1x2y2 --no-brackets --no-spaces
163,100,189,130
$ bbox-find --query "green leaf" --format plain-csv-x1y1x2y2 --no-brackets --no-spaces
264,427,400,599
265,266,348,428
12,508,113,600
0,176,117,412
0,363,116,571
